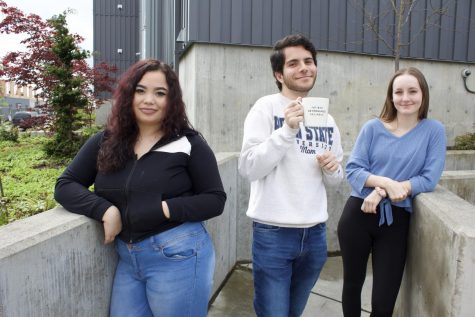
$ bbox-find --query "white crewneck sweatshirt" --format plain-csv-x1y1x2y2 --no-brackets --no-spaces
239,93,344,227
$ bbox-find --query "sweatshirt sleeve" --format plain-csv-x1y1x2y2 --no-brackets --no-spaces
322,116,344,186
346,122,374,197
409,122,446,196
54,132,113,221
238,103,299,182
165,135,227,222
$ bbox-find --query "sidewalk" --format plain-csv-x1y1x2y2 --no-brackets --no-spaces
209,256,372,316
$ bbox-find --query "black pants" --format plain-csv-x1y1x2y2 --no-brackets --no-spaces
337,196,411,317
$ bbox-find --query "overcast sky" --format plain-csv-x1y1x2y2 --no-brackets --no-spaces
0,0,93,63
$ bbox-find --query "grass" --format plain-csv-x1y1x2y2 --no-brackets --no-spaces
0,134,67,225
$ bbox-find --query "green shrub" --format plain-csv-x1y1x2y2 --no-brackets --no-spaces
453,132,475,150
43,125,103,159
0,135,66,225
0,121,19,142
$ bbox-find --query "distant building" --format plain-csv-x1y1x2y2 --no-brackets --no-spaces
0,80,39,120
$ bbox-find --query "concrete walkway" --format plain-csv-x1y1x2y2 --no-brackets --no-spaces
209,256,372,316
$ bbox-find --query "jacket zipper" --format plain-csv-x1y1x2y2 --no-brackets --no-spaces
124,157,138,243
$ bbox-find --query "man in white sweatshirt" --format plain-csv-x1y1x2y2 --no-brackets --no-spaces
239,34,344,317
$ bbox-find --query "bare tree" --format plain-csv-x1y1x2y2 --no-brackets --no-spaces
351,0,455,71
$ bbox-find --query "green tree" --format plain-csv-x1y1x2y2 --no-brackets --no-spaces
43,13,89,157
0,1,116,158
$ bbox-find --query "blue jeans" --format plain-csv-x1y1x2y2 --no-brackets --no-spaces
110,222,215,317
252,222,328,317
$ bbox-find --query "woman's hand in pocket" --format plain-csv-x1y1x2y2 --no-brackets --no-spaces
102,206,122,244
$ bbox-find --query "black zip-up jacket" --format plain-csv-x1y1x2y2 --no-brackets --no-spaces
55,130,226,243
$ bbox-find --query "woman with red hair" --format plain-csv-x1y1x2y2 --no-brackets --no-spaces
55,59,226,317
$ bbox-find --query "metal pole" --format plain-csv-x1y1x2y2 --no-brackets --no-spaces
0,175,4,197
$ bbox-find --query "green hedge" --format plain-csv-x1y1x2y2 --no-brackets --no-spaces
453,132,475,150
0,135,66,225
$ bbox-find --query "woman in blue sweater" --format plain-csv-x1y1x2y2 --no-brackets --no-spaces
338,67,446,317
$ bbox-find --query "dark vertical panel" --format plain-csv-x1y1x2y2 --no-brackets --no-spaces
93,0,138,74
242,0,252,43
328,0,346,51
271,0,285,43
408,0,426,58
148,0,163,59
188,0,200,40
362,0,378,53
198,0,210,41
221,0,232,43
251,0,264,44
209,0,222,42
310,0,329,50
338,0,347,51
346,0,364,52
135,0,140,61
231,0,243,43
328,0,340,50
377,0,394,55
291,0,304,34
301,0,311,36
261,0,273,46
468,0,475,61
453,0,470,61
400,1,411,57
424,0,441,59
282,0,292,37
439,0,456,60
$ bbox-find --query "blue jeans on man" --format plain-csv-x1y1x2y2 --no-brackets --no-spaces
252,222,328,317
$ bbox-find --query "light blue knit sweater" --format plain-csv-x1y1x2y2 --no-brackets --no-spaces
346,118,446,225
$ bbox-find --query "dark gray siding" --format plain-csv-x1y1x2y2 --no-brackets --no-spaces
143,0,177,67
93,0,140,82
181,0,475,63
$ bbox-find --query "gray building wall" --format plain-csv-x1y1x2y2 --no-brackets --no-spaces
93,0,140,87
179,43,475,154
94,0,475,79
181,0,475,63
140,0,178,67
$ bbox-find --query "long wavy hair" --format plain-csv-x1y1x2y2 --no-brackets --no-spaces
97,59,194,172
380,67,430,122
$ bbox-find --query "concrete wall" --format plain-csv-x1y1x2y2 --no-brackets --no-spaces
444,150,475,171
0,153,239,316
231,150,475,256
440,170,475,205
179,43,475,153
1,153,474,315
395,186,475,317
0,208,117,317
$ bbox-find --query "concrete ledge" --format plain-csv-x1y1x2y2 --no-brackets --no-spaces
207,152,239,295
445,150,475,171
396,186,475,317
0,207,117,317
0,153,240,316
440,170,475,205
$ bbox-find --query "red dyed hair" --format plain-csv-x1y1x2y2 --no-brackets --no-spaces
97,59,194,172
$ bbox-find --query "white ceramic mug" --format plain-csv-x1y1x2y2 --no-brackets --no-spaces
301,97,329,127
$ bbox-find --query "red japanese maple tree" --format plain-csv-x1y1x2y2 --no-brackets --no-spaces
0,0,116,157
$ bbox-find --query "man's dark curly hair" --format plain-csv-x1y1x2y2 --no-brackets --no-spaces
97,59,194,173
270,34,317,91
